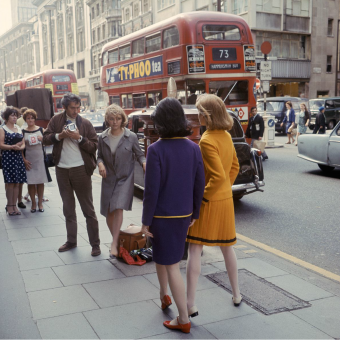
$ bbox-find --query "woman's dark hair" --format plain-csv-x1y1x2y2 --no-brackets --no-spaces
61,93,81,108
285,101,292,108
2,106,20,121
300,103,310,123
151,97,192,138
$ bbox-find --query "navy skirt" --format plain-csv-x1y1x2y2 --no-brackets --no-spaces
150,216,191,265
286,122,292,134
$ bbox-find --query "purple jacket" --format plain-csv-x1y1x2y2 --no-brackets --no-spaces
142,138,205,226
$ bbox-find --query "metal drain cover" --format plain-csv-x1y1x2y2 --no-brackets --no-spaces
206,269,311,315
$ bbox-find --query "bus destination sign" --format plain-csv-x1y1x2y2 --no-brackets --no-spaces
210,64,241,70
106,55,163,83
244,45,256,72
186,45,205,74
212,48,237,61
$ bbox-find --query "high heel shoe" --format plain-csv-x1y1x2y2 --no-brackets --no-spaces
232,296,242,306
5,205,16,216
161,295,172,310
163,317,191,334
188,305,199,318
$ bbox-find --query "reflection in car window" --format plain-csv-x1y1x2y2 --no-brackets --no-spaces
309,99,325,110
257,101,284,112
228,116,244,138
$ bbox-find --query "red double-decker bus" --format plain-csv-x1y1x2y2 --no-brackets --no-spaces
24,69,78,113
4,78,26,98
4,69,78,113
100,11,257,129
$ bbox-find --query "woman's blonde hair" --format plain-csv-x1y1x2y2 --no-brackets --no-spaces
105,104,127,128
196,94,233,131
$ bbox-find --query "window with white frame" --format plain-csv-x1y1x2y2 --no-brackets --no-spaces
233,0,248,14
157,0,175,11
286,0,310,17
133,2,139,18
256,0,281,14
125,8,130,22
143,0,149,13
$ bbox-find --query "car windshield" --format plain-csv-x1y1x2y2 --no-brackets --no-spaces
309,99,325,111
257,101,285,112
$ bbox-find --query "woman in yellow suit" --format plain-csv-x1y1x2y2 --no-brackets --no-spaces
186,94,242,318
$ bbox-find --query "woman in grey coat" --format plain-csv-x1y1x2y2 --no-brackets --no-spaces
97,104,146,257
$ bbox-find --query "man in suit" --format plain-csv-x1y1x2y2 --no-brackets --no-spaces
313,106,326,134
245,106,268,160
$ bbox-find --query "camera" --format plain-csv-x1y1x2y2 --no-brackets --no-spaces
65,121,77,131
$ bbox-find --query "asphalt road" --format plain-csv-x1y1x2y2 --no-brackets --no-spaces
234,132,340,276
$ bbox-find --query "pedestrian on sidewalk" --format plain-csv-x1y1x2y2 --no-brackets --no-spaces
97,104,146,258
142,98,205,334
0,106,27,216
43,94,101,256
281,101,296,144
295,103,310,145
313,106,326,134
245,106,268,160
186,94,242,316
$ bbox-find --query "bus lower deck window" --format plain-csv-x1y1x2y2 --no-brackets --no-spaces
209,80,248,105
110,96,120,106
203,25,241,41
122,94,132,108
147,92,162,107
133,94,146,109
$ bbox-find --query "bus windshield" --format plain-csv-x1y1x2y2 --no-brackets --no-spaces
203,25,241,41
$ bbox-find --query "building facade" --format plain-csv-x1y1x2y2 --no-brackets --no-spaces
11,0,38,26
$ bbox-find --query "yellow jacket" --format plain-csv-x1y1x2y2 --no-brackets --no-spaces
199,129,239,202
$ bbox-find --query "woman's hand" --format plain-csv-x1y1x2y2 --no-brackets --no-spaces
12,144,21,151
37,135,43,142
24,159,32,171
142,162,146,173
142,224,153,238
280,123,283,127
98,163,106,178
189,219,196,228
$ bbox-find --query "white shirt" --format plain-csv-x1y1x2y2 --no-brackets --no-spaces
57,115,84,169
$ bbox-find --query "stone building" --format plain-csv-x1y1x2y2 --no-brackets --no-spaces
86,0,123,108
11,0,38,26
120,0,339,99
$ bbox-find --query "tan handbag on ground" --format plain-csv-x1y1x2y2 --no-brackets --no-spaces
118,224,146,252
253,140,266,153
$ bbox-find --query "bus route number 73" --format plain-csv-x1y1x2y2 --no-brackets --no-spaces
212,48,237,61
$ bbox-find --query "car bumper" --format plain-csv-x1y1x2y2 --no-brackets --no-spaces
232,180,265,193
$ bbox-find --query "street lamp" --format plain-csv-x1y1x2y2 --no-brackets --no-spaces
44,5,56,69
0,48,7,102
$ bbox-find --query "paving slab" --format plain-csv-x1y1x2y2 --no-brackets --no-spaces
36,224,76,237
28,285,99,320
12,235,88,254
16,250,65,271
52,260,125,286
266,274,334,301
37,313,99,339
291,296,340,338
204,310,332,339
56,245,110,264
21,267,63,292
83,276,159,308
162,287,256,327
144,268,216,292
7,227,42,241
83,300,171,339
4,215,65,229
212,257,288,278
144,325,217,339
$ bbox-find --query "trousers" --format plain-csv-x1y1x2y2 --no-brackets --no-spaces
56,165,100,246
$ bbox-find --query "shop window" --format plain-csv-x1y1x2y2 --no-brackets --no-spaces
146,33,161,53
133,93,146,108
327,56,332,73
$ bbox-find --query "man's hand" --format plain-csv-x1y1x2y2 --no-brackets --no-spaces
58,128,69,140
65,128,81,140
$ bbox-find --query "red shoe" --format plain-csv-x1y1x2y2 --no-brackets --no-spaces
161,295,172,310
163,317,191,334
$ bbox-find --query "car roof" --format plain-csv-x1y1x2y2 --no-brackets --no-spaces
309,97,340,101
257,97,303,102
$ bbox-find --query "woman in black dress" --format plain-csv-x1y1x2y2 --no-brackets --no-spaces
0,107,27,215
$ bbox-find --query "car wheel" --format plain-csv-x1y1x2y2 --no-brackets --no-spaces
309,125,314,130
318,164,335,172
328,120,335,130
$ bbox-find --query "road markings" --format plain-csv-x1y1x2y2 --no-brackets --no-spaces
243,249,258,254
237,233,340,283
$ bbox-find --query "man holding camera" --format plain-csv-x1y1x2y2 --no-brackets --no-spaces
43,94,100,256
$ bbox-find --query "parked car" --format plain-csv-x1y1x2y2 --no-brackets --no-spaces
297,121,340,172
128,108,265,200
309,97,340,130
257,97,309,134
79,112,105,133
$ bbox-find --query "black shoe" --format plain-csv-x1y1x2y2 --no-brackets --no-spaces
18,202,26,209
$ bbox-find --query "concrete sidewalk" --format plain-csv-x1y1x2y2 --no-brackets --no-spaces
0,169,339,339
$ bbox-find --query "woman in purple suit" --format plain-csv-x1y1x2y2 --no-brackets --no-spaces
142,98,205,334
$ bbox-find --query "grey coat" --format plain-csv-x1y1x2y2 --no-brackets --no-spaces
97,128,146,217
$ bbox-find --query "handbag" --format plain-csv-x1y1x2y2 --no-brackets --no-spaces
253,140,266,153
118,224,146,253
44,151,55,168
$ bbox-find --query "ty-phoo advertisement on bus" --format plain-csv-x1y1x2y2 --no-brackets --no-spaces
244,45,256,72
187,45,205,74
106,56,163,83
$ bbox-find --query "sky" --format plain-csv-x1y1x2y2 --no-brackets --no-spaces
0,0,12,36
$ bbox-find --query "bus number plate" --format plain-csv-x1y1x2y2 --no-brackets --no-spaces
212,48,237,61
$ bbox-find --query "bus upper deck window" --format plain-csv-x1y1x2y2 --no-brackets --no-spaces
108,49,118,64
163,27,179,49
103,51,108,66
146,33,161,54
119,45,130,61
132,38,145,57
52,75,71,82
203,25,241,41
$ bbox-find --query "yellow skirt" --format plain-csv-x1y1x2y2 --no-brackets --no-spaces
186,197,237,246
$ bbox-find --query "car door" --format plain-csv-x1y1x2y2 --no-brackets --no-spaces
328,124,340,166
